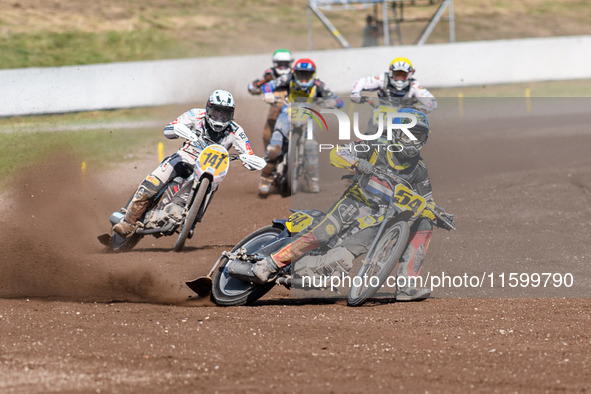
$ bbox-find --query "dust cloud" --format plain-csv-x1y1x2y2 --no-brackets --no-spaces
0,156,193,304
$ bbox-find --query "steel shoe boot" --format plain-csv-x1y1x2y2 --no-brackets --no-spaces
258,175,274,198
251,257,280,283
113,220,138,238
112,188,151,238
306,177,320,193
395,286,431,301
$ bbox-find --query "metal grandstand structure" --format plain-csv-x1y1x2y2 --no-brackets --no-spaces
307,0,455,48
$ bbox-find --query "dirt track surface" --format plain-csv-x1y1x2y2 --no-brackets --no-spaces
2,97,591,392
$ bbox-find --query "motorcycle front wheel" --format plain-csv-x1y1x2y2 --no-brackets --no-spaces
212,226,282,306
174,178,210,252
286,133,301,196
287,146,300,195
347,221,410,307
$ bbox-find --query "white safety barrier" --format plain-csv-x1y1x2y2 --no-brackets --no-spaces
1,35,590,117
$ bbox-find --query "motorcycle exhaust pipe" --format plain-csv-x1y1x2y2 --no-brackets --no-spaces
110,211,176,235
136,222,175,235
276,277,304,288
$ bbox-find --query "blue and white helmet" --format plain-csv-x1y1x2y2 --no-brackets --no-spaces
292,58,316,90
392,108,430,158
205,89,235,133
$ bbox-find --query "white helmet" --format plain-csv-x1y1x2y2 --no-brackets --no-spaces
272,49,293,76
389,57,415,91
205,89,235,133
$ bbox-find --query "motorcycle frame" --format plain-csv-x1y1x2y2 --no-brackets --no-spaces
136,159,217,236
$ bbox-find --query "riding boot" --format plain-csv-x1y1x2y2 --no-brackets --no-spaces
251,256,280,284
113,185,155,238
395,285,431,301
305,177,320,193
395,225,433,301
258,162,276,198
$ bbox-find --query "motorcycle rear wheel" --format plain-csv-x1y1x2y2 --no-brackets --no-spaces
212,226,282,306
347,221,410,306
174,178,210,252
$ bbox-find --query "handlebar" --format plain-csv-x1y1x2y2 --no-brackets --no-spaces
370,165,413,191
173,123,200,143
432,208,456,231
355,96,418,108
270,96,289,105
268,95,339,109
173,124,266,170
370,165,456,230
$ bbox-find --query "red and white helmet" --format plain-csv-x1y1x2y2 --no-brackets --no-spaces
292,58,316,90
205,89,235,133
389,57,415,91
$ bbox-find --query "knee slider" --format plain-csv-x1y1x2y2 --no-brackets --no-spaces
139,176,162,197
266,144,282,162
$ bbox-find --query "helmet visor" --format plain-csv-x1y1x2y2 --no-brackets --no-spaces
397,126,428,146
274,61,292,70
294,70,314,84
392,70,409,80
208,104,234,123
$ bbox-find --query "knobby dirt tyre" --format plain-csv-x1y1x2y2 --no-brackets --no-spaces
212,226,282,306
287,135,300,195
174,178,210,252
347,221,410,306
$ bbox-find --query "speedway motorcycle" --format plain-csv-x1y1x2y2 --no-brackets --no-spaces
187,166,455,306
277,97,417,195
272,101,310,196
98,124,266,252
362,96,426,134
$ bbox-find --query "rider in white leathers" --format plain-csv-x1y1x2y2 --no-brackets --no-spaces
351,57,437,113
113,89,262,238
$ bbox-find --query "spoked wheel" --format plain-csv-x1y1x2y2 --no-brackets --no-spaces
174,178,210,252
287,149,299,196
347,221,410,306
286,134,301,196
212,226,282,306
276,161,290,197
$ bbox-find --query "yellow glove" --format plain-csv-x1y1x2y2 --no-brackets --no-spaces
421,201,437,220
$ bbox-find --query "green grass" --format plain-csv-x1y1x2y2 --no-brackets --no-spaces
0,106,180,131
0,30,192,69
1,0,589,70
0,127,162,189
432,79,591,98
0,107,178,189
